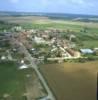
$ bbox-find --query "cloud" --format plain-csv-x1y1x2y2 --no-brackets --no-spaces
41,0,49,6
10,0,19,3
87,2,95,7
68,0,95,7
71,0,85,4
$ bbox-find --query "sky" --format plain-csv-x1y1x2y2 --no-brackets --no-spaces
0,0,98,15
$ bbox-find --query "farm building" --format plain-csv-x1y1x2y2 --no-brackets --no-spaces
80,49,94,54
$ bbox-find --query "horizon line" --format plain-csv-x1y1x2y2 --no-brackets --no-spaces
0,10,98,16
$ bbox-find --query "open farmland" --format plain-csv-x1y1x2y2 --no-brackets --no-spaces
40,61,98,100
0,16,49,24
0,16,98,29
0,61,27,100
0,61,46,100
21,19,98,32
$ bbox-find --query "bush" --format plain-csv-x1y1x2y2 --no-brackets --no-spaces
78,58,86,63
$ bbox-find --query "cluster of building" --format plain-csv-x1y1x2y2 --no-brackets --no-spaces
17,29,81,62
1,26,98,63
33,29,98,61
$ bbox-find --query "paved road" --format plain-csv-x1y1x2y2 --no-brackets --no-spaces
18,42,56,100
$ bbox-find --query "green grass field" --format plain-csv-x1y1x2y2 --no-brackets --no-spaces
82,41,98,48
0,61,33,100
21,21,98,32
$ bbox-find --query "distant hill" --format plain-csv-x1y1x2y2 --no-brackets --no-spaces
73,17,98,22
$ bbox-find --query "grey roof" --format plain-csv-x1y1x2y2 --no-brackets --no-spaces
80,49,94,54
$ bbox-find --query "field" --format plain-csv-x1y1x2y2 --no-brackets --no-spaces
40,61,98,100
0,16,98,29
0,16,48,24
0,61,40,100
21,19,98,32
